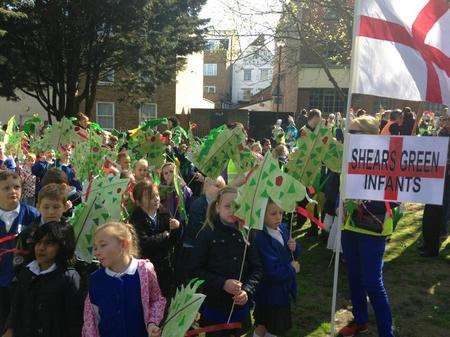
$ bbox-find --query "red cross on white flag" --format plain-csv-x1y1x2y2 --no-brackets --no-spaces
352,0,450,106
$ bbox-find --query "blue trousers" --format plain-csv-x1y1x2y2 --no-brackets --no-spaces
341,231,394,337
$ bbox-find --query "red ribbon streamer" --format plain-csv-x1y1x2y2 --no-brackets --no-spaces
185,323,242,337
0,234,18,245
296,207,326,230
385,202,393,218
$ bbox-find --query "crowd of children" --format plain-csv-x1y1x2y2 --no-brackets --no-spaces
0,108,448,337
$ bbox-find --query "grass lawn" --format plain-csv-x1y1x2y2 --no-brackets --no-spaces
286,205,450,337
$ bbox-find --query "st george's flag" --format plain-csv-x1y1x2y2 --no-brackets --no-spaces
351,0,450,107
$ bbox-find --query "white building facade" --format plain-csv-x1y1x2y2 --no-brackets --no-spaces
231,37,273,104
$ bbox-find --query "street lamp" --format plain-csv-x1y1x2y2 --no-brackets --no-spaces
275,40,285,113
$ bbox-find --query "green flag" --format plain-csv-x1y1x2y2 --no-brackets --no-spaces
161,279,206,337
191,124,256,178
71,175,129,262
286,123,343,187
234,152,307,231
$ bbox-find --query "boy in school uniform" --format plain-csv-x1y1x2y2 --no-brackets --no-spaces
15,183,71,266
0,171,40,332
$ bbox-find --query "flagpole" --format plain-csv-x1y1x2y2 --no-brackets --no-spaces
329,0,362,336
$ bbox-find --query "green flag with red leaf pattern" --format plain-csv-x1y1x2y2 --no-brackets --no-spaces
286,123,343,187
234,152,307,230
71,175,129,262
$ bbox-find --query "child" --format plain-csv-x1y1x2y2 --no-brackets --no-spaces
54,145,82,192
178,176,226,286
118,152,132,172
130,180,181,298
253,200,300,337
183,176,226,250
31,151,50,199
134,159,150,183
3,221,82,337
159,162,192,219
40,168,82,217
14,183,70,267
0,171,40,331
189,187,263,337
82,222,166,337
37,183,70,224
0,143,16,171
19,153,36,206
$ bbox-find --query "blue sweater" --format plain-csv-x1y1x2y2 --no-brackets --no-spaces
88,268,147,337
253,223,300,307
0,157,16,171
54,160,83,191
0,203,40,287
32,160,50,193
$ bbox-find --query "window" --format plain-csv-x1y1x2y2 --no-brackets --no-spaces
260,69,270,81
203,63,217,76
139,103,157,123
96,102,115,129
241,88,252,101
204,85,216,94
204,39,229,52
244,69,252,81
309,89,348,114
98,69,115,85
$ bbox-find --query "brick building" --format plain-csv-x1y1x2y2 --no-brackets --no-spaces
274,5,447,116
88,52,213,130
203,30,240,108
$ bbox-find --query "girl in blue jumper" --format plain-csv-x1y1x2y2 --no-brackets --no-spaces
82,221,166,337
253,199,300,337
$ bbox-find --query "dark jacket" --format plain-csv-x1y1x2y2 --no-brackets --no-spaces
0,204,41,287
7,266,82,337
188,219,263,313
182,195,208,248
31,160,50,195
129,207,181,296
53,160,82,192
254,224,300,307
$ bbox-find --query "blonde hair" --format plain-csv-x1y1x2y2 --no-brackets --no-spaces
350,115,380,135
135,158,148,168
205,186,237,229
27,153,37,161
95,221,140,257
161,161,175,171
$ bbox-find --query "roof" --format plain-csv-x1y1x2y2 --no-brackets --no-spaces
236,85,273,109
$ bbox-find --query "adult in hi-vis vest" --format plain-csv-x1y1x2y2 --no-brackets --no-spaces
339,116,397,337
380,109,403,136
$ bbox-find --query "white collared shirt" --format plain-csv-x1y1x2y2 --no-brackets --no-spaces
105,258,138,278
27,260,57,275
0,204,21,232
266,227,285,246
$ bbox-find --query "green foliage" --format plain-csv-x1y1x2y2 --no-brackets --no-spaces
0,0,208,119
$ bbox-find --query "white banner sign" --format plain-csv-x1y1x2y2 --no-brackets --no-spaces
344,135,449,205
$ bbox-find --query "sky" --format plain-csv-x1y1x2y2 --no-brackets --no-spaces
200,0,282,49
